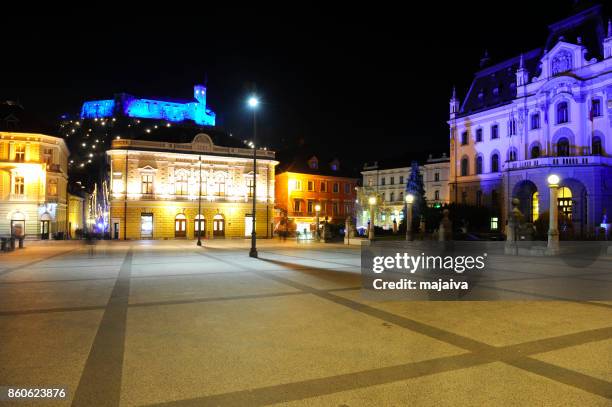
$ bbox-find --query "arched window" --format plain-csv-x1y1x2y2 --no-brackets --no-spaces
508,148,517,162
556,102,569,124
475,155,483,174
531,145,540,159
460,157,469,176
557,137,570,157
592,136,603,156
491,153,500,173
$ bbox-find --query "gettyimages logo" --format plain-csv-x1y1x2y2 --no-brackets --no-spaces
372,252,488,274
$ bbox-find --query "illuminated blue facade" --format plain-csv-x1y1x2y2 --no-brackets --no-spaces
80,85,216,126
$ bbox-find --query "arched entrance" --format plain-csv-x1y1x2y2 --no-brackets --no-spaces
11,211,26,238
194,214,206,239
175,213,187,238
40,212,51,240
213,214,225,238
512,180,538,223
557,178,587,239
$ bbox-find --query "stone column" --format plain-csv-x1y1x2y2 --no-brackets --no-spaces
548,180,560,253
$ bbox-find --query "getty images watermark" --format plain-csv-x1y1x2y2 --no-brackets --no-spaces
371,252,487,291
361,241,612,301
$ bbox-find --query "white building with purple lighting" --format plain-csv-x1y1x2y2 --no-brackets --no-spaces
450,4,612,237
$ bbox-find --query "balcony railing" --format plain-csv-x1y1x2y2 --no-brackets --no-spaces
503,155,612,171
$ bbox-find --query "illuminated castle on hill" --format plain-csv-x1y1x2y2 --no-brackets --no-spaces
80,84,216,126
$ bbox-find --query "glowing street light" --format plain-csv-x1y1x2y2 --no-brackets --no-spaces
248,96,259,108
547,174,560,253
368,196,377,240
315,204,321,241
248,95,259,258
405,193,415,241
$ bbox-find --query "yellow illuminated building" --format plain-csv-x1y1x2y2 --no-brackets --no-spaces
107,134,277,240
0,131,70,238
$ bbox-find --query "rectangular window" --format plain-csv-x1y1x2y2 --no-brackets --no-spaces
332,201,339,215
491,125,499,139
307,200,314,213
14,176,25,195
490,217,499,230
461,131,468,145
294,200,302,212
508,120,516,136
592,99,602,117
44,148,53,165
141,174,153,194
531,113,540,130
344,202,351,215
390,176,395,185
390,192,395,202
434,190,440,200
492,190,498,207
15,145,25,162
434,172,440,182
476,128,483,142
307,180,314,191
399,176,404,184
215,178,225,196
320,181,327,192
333,182,339,193
48,179,58,196
176,175,188,195
294,180,302,191
344,183,350,194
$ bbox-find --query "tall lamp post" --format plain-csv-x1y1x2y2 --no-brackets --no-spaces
248,96,259,258
197,155,203,246
368,196,377,240
405,193,414,241
315,204,321,241
547,174,560,253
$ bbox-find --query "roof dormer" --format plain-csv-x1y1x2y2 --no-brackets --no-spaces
536,40,593,80
308,156,318,170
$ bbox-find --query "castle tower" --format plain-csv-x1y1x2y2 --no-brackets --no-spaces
604,19,612,59
193,84,207,105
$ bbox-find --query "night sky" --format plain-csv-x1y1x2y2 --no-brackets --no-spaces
1,3,594,168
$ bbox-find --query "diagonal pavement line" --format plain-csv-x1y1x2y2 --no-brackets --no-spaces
0,247,81,277
71,247,133,407
198,251,612,399
505,357,612,399
0,305,107,317
144,352,492,407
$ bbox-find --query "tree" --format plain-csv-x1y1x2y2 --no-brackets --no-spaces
405,160,426,225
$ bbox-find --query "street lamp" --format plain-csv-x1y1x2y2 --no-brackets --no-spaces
197,155,203,247
368,196,377,240
547,174,560,253
315,204,321,241
405,193,415,241
248,95,259,258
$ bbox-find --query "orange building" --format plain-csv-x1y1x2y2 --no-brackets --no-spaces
275,155,358,236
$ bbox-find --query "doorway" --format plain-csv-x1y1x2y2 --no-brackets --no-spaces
141,213,154,239
194,215,206,239
175,214,187,238
40,220,50,240
213,214,225,238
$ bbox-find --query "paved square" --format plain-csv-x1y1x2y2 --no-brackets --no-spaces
0,240,610,406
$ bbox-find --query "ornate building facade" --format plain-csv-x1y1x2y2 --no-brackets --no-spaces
450,5,612,236
357,155,450,231
107,133,277,240
0,131,70,238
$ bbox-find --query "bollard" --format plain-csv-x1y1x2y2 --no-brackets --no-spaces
18,237,24,249
9,237,16,251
